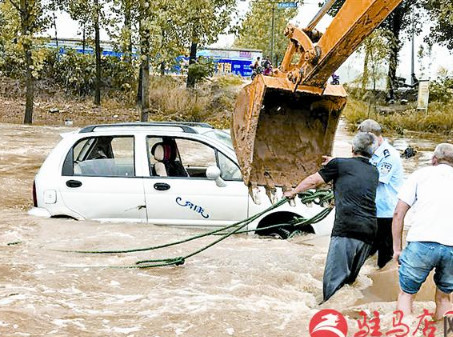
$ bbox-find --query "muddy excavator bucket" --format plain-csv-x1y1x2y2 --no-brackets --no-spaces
231,75,347,199
231,0,406,201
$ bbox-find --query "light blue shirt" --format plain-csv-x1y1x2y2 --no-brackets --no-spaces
370,140,404,218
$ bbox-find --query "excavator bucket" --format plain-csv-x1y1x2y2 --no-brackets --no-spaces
231,0,404,201
232,75,347,199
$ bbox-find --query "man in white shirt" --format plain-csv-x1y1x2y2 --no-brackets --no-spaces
392,143,453,320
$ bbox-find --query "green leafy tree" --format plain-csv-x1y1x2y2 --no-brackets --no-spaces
114,0,135,62
182,0,238,88
234,0,298,66
360,29,390,92
135,0,188,120
422,0,453,50
4,0,50,124
62,0,117,106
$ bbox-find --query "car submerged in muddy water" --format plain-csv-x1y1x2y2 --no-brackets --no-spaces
29,122,334,238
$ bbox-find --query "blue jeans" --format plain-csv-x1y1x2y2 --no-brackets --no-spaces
399,241,453,294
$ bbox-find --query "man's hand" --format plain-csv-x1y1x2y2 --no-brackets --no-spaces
393,249,402,265
322,155,332,165
284,189,296,199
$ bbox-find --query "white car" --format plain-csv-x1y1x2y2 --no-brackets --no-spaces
30,122,333,238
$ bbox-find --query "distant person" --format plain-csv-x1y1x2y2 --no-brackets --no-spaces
262,55,272,76
284,132,379,302
392,143,453,320
330,73,340,85
358,119,404,268
251,56,261,70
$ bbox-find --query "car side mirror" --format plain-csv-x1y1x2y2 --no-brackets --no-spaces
206,166,227,187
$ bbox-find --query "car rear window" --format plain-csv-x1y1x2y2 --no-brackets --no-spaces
64,136,135,177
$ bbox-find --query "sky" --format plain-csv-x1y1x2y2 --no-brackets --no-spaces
214,0,453,86
48,0,452,87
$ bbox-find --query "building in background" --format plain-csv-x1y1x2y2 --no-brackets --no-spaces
47,38,261,78
197,47,262,77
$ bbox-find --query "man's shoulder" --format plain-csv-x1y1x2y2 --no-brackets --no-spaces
406,165,437,182
413,164,445,176
380,141,399,158
374,142,402,170
335,157,376,172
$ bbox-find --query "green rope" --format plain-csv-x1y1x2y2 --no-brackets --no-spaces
58,189,334,269
60,198,288,255
298,189,333,206
214,207,333,235
122,199,289,269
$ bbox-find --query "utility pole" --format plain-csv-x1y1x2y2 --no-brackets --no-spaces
410,11,416,86
271,4,275,63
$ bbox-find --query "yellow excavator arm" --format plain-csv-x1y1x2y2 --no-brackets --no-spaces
232,0,403,202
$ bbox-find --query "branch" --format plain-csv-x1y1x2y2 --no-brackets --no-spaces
7,0,22,14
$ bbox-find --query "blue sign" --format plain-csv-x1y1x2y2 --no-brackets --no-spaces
277,2,298,8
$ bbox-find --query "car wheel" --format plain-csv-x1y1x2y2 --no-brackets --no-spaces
264,227,292,240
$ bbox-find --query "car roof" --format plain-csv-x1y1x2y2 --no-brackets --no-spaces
78,122,214,135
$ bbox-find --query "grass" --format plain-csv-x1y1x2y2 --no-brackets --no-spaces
342,98,453,136
0,74,242,128
146,75,242,129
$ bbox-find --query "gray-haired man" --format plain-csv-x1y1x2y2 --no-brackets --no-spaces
393,143,453,320
285,132,379,302
358,119,404,268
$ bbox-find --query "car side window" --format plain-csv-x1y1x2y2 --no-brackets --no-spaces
70,136,135,177
146,136,241,180
218,152,242,181
176,139,216,178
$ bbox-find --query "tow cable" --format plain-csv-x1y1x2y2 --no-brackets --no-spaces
58,189,334,269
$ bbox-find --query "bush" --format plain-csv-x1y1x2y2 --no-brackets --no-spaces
187,57,215,85
429,77,453,103
215,74,244,88
342,97,453,135
3,48,138,97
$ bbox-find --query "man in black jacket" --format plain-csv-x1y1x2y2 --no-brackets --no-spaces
284,132,379,302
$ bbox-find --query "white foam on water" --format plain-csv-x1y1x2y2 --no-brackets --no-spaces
111,326,141,334
0,294,28,305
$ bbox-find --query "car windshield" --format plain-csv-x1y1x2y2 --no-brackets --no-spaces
203,130,234,149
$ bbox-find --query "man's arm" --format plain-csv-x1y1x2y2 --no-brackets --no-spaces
392,200,411,262
283,172,326,199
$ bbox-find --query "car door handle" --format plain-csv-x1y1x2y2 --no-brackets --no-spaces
154,182,170,191
66,180,82,188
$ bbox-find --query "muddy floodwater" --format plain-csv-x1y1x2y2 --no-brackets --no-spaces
0,121,447,336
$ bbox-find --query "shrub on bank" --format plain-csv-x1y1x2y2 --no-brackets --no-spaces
343,97,453,135
147,76,240,129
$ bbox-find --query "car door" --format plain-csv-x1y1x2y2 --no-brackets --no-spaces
143,136,248,226
58,135,147,222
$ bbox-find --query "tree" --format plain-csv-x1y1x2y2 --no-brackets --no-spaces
63,0,116,106
134,0,188,120
234,0,298,66
360,29,389,92
5,0,49,124
138,0,151,121
328,0,421,99
116,0,135,62
422,0,453,50
182,0,237,88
